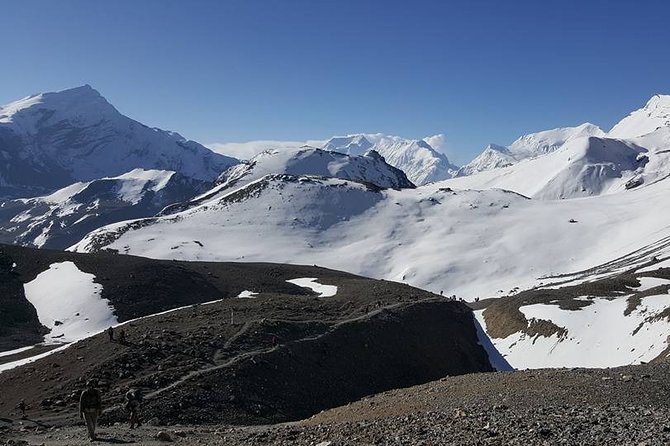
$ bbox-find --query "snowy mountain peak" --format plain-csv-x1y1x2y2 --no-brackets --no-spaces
609,94,670,139
363,149,384,161
217,146,415,191
0,85,114,127
448,135,646,199
0,168,209,249
321,133,457,185
507,123,605,156
458,124,606,177
456,144,514,176
642,94,670,112
323,134,373,153
0,85,238,198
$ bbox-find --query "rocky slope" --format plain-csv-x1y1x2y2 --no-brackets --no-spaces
0,244,494,430
4,362,670,445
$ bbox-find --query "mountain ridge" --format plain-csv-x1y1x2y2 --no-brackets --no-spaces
0,85,238,199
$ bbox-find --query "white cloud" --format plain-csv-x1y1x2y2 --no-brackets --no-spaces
422,134,449,154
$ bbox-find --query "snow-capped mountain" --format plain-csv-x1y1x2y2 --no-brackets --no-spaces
456,144,517,176
322,134,458,185
218,147,415,190
159,147,414,215
0,85,238,199
447,96,670,199
608,94,670,139
0,169,208,249
445,136,646,199
457,123,605,176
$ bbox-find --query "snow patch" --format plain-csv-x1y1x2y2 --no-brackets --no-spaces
0,344,71,373
0,345,35,358
237,290,259,298
23,261,117,344
634,277,670,292
487,294,670,369
286,278,338,297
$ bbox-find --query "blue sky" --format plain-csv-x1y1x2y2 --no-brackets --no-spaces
2,0,669,164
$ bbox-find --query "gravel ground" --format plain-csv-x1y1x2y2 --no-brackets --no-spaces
4,362,670,445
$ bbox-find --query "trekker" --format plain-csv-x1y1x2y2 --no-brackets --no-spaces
79,379,102,440
16,400,26,418
125,388,142,429
118,329,126,345
107,326,114,342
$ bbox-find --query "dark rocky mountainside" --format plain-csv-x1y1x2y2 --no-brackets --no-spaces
0,244,493,433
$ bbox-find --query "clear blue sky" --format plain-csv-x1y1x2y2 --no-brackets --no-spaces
2,0,669,164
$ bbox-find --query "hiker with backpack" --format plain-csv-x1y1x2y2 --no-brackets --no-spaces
125,388,143,429
79,379,102,440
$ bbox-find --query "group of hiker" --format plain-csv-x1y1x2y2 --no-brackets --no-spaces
15,325,140,441
107,325,126,344
74,326,139,440
78,379,143,440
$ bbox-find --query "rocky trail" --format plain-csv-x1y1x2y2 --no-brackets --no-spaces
5,361,670,445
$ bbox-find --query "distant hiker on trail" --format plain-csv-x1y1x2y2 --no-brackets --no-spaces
125,388,143,429
118,329,126,345
79,379,102,440
107,326,114,342
16,399,26,419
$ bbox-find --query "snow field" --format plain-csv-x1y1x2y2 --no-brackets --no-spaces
23,261,117,344
286,278,338,297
